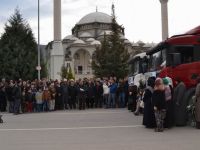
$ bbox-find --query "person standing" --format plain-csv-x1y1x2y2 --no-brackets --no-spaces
77,81,86,110
49,83,56,111
6,80,15,113
94,80,103,108
108,79,117,108
68,80,77,109
87,80,95,108
42,86,51,112
173,78,187,126
25,88,34,113
117,79,126,108
195,77,200,129
128,84,138,112
152,78,166,132
103,80,109,108
0,85,7,112
61,79,69,110
13,81,22,115
55,81,62,110
35,88,43,112
143,77,156,128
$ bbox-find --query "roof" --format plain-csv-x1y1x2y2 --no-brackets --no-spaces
64,35,79,41
73,39,85,44
128,52,147,64
86,38,95,42
79,32,92,38
77,12,112,25
91,40,101,45
146,42,168,55
185,25,200,35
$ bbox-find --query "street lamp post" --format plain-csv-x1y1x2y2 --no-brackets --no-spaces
37,0,41,80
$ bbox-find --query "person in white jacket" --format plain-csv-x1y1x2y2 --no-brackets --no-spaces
103,80,110,108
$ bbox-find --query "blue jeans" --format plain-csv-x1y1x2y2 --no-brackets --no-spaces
14,99,20,114
119,92,125,108
9,101,14,113
43,101,49,111
108,93,116,108
37,104,43,112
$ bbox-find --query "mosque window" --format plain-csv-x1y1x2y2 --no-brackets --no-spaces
74,53,80,60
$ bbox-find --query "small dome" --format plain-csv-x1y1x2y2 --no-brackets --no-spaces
132,42,139,47
91,40,101,45
64,35,78,40
137,40,144,44
79,32,92,38
77,12,112,25
73,39,85,44
86,38,95,42
137,40,145,46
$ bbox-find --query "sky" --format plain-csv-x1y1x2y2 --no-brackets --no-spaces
0,0,200,45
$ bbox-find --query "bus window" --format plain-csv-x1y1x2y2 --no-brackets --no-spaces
174,46,194,64
148,49,166,72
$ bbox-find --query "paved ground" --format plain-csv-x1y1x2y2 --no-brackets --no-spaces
0,109,199,150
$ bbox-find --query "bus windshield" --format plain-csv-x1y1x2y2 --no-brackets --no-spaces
148,49,166,72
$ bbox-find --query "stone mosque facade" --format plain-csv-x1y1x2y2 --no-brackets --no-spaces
45,1,155,80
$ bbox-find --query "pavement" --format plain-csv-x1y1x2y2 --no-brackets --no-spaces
0,109,199,150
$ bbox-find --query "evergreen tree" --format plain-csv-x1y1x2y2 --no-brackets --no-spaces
61,65,68,79
92,5,129,79
67,66,74,80
0,9,46,80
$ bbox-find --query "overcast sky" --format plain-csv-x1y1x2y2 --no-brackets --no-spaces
0,0,200,44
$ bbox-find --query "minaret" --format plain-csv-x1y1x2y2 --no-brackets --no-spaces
50,0,64,80
160,0,169,41
112,3,115,18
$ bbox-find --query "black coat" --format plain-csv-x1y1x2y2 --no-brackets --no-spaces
152,90,166,110
68,85,77,98
143,87,156,128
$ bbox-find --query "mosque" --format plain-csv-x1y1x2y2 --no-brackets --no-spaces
45,0,155,80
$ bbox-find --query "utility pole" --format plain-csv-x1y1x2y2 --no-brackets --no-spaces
37,0,41,80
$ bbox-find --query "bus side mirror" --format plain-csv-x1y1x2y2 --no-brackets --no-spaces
171,53,181,67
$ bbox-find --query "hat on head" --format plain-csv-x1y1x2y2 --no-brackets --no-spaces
163,78,169,85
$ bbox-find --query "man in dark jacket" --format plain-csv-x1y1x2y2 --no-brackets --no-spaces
94,81,103,108
55,82,62,110
61,79,69,110
68,80,77,109
13,81,22,115
6,80,15,113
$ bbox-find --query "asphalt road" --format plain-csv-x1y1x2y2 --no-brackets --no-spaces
0,109,199,150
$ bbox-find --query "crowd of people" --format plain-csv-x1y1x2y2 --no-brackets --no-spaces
0,77,129,114
0,76,200,131
129,76,200,132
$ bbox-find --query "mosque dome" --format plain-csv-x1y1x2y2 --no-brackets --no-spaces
77,12,112,25
91,40,101,45
64,35,79,41
73,39,85,44
86,38,95,42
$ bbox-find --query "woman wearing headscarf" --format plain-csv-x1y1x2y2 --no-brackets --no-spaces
142,77,156,128
152,78,166,132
